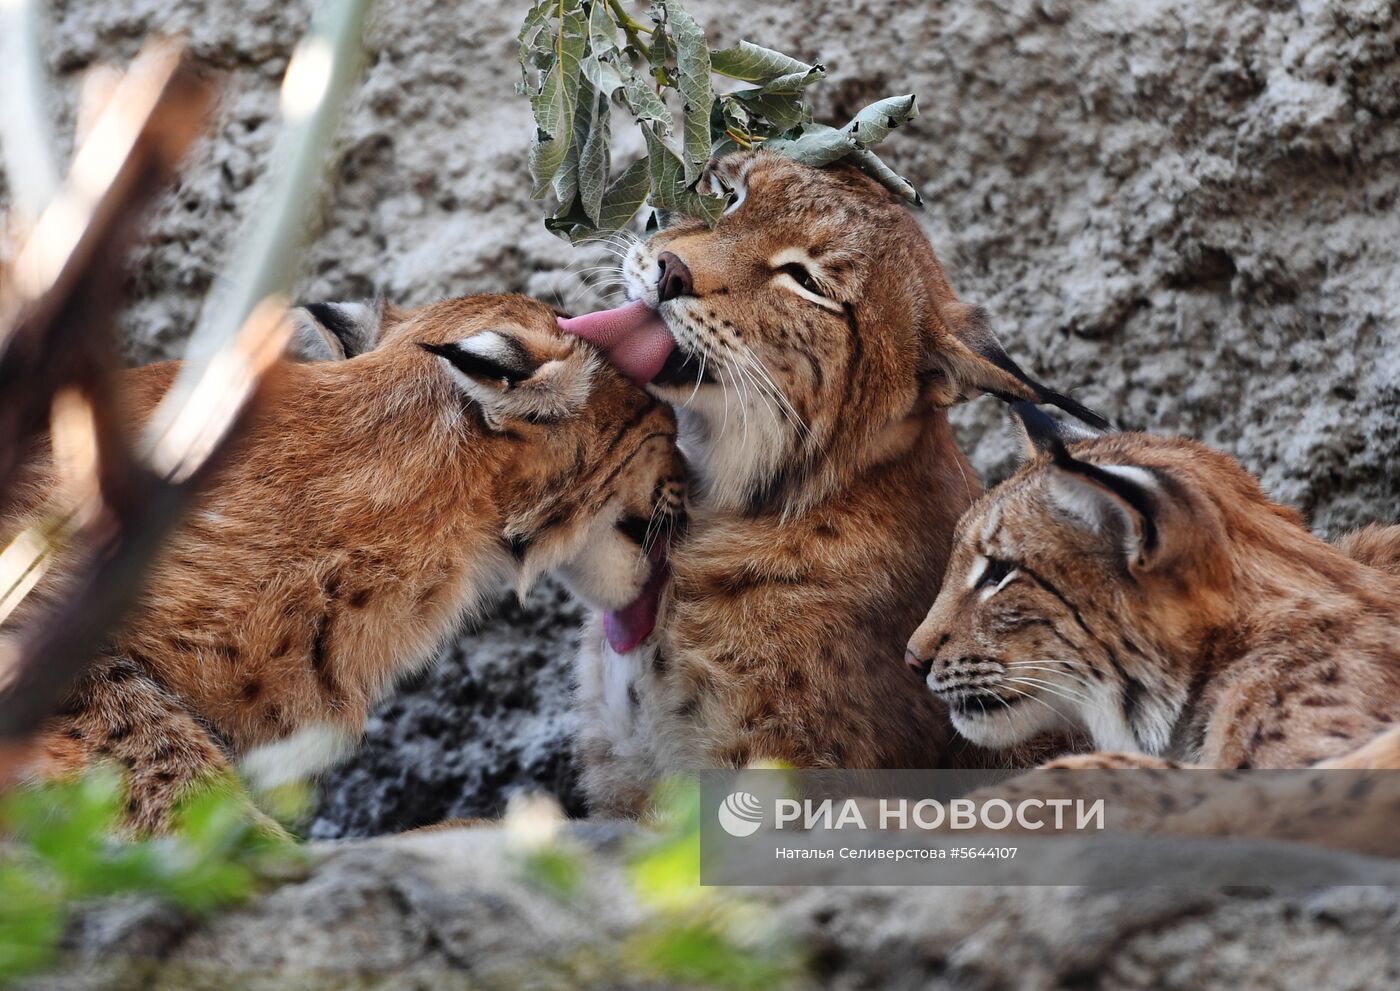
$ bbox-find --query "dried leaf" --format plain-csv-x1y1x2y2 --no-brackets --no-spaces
642,124,723,223
517,0,920,237
528,0,587,197
544,197,594,242
841,94,918,149
620,65,672,133
647,3,674,75
587,0,619,53
581,0,626,96
515,0,555,93
710,42,822,85
847,148,923,206
578,87,610,223
552,75,595,210
730,87,811,132
718,95,750,135
662,0,712,188
763,96,923,205
596,156,651,231
761,123,856,168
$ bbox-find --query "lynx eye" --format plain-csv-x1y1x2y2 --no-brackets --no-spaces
778,262,824,297
975,557,1017,593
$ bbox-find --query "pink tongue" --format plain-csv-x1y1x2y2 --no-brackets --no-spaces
558,300,676,386
602,546,669,654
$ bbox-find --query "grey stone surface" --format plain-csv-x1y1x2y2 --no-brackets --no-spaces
11,0,1399,834
20,826,1400,990
306,581,587,837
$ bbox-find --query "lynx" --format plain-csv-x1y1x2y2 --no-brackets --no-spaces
6,294,684,831
561,151,1103,814
906,404,1399,771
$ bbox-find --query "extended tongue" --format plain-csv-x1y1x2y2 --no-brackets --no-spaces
558,300,676,386
602,545,669,654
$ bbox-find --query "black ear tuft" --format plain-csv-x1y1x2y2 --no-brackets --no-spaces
1012,400,1074,456
977,345,1111,430
1010,399,1110,455
418,340,535,386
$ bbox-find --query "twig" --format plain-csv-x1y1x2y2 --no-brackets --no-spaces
0,0,62,226
0,42,214,765
0,0,375,778
0,304,290,749
0,42,210,517
175,0,372,369
608,0,655,48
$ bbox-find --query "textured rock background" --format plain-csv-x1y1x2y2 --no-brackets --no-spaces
22,826,1400,990
8,0,1398,832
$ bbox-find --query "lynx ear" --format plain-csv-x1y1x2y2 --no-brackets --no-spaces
1042,444,1163,571
923,301,1109,430
1010,400,1106,459
420,330,597,424
289,299,385,360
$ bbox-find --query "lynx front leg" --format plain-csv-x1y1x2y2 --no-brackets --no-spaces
1036,752,1180,770
966,752,1400,856
949,753,1201,835
28,656,237,834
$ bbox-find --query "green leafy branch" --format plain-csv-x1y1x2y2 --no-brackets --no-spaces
0,771,302,986
518,0,922,242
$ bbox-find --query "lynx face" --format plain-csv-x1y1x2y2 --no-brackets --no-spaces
612,151,1102,516
905,411,1255,754
316,294,688,614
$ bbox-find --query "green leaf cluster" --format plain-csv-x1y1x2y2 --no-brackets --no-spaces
0,770,302,987
518,0,921,241
507,778,804,989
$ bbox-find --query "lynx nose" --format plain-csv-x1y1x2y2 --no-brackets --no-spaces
656,252,694,302
905,650,932,679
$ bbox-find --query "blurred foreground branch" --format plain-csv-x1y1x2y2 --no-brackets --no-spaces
0,0,373,778
0,0,62,226
0,43,219,765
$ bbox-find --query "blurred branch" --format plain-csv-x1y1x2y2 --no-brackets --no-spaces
177,0,372,367
0,305,290,751
0,42,216,761
0,0,375,778
0,43,211,513
0,0,62,226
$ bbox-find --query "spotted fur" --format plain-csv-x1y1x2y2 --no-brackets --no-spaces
575,152,1100,814
6,294,683,831
906,414,1400,771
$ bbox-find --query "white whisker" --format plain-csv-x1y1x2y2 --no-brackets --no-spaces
997,682,1074,723
1006,676,1092,709
1005,662,1099,693
736,344,806,436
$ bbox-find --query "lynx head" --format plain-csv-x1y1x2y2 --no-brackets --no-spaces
905,404,1297,754
293,293,685,647
562,150,1103,516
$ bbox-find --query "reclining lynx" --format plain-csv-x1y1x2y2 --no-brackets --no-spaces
5,294,684,831
905,404,1399,770
561,150,1104,814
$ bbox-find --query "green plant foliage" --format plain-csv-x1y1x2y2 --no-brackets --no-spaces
518,0,921,241
623,778,804,990
521,845,587,900
0,770,302,987
504,777,805,988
